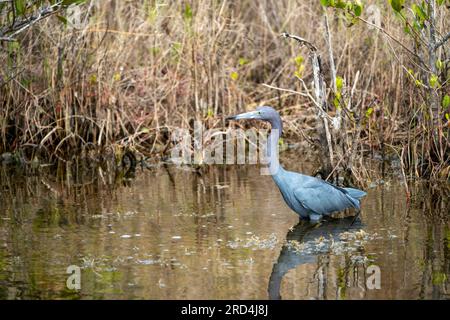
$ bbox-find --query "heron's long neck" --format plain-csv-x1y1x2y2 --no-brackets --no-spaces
266,118,283,173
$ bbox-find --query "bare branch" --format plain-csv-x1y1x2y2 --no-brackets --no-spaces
280,32,318,51
0,1,64,42
281,31,335,170
262,83,316,102
434,31,450,50
0,36,14,42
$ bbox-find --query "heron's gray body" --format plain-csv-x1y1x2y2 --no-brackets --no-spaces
273,168,366,220
227,106,366,221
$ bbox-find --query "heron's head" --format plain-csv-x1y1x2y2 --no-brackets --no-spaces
226,106,280,123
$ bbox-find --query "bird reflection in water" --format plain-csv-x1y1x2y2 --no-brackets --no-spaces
268,216,365,300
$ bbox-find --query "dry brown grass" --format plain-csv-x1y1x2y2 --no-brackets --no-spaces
0,0,449,181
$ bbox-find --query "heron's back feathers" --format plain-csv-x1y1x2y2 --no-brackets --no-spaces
273,170,367,217
343,187,367,200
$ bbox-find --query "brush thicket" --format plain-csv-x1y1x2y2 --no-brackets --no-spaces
0,1,448,180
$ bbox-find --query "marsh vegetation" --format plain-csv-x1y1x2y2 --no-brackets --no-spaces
0,0,449,182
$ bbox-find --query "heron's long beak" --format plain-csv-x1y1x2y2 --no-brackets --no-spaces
226,110,260,121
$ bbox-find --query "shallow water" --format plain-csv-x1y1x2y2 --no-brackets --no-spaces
0,157,449,300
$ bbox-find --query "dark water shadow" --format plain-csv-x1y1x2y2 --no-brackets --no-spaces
268,217,363,300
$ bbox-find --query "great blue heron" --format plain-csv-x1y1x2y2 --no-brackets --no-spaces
227,106,366,221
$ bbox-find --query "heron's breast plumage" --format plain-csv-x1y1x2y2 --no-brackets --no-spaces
271,170,310,218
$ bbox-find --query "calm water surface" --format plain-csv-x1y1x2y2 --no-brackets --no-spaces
0,156,449,299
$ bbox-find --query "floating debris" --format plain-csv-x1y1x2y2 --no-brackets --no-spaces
285,229,379,263
214,184,229,189
355,230,368,240
171,236,182,240
173,212,216,218
227,233,278,250
120,234,132,239
387,232,398,239
81,256,99,269
184,248,196,256
136,259,159,265
351,255,369,264
242,258,255,265
339,229,378,242
285,240,305,253
158,279,166,288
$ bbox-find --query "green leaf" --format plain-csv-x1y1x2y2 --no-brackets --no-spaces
335,0,346,9
336,76,344,91
353,1,363,17
230,71,239,81
333,94,341,109
147,5,158,23
238,58,249,66
389,0,404,12
294,55,305,78
403,24,411,34
432,272,447,285
430,74,439,88
15,0,26,15
89,74,97,84
113,72,121,82
56,15,68,26
442,95,450,109
8,41,20,53
62,0,86,6
294,55,304,66
412,4,427,22
183,3,193,22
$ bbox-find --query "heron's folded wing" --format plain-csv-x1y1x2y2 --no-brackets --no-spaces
293,184,356,214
